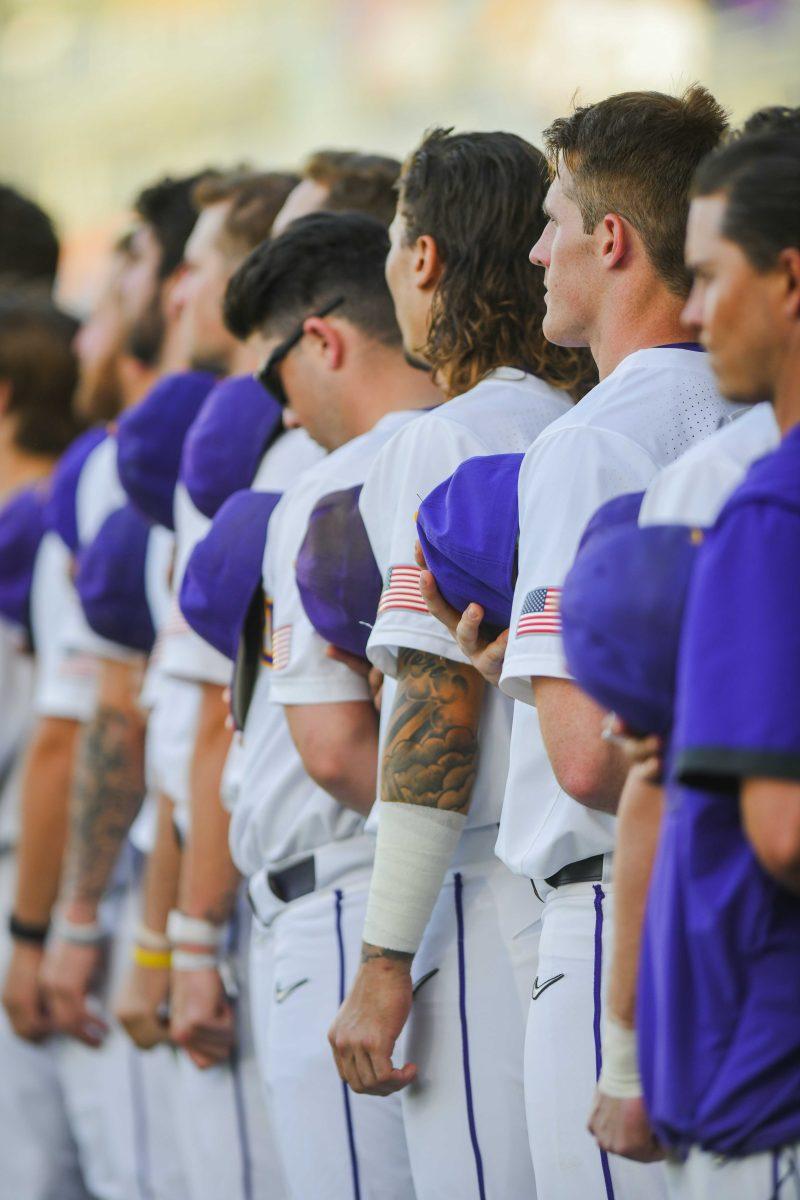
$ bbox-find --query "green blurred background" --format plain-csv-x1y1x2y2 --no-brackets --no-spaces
1,0,797,306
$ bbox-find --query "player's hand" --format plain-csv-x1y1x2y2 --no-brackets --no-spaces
114,962,171,1050
601,714,663,781
170,966,236,1069
588,1088,665,1163
2,942,53,1042
40,938,108,1047
328,950,417,1096
415,541,508,688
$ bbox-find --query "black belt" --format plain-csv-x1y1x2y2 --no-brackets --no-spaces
267,856,316,903
544,854,604,889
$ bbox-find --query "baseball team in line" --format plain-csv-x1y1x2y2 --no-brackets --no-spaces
0,86,798,1200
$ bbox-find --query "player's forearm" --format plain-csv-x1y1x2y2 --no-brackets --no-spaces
382,649,483,813
61,659,146,916
533,676,628,814
361,649,483,963
606,770,664,1025
285,701,379,818
178,683,239,924
13,717,81,925
142,794,182,933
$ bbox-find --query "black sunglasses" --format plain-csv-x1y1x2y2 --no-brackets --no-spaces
255,295,345,407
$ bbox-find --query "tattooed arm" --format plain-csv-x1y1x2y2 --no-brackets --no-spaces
40,657,146,1043
329,649,484,1095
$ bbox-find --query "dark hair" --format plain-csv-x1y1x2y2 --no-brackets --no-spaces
741,106,800,137
304,150,401,227
0,184,59,287
224,211,400,346
0,290,84,455
692,129,800,271
134,171,219,278
544,86,729,297
398,127,594,399
193,169,300,260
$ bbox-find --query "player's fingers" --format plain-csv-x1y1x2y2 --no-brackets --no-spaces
352,1047,380,1090
419,570,461,635
454,603,485,655
365,1046,417,1095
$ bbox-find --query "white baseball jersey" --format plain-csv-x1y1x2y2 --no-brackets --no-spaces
31,532,100,724
496,348,741,882
231,412,415,878
360,369,572,834
638,401,779,527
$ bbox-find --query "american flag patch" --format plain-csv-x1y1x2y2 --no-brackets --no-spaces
377,565,427,615
261,597,274,666
516,587,561,637
272,624,292,671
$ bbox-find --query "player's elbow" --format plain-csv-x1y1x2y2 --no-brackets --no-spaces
749,823,800,890
552,750,621,814
302,740,359,798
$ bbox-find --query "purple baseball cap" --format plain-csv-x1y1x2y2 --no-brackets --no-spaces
0,485,46,636
179,488,282,660
296,484,382,659
75,503,156,654
578,490,645,552
116,370,217,529
416,453,523,630
180,375,284,518
561,522,702,736
43,426,107,554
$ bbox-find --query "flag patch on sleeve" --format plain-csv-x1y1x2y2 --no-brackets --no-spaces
272,624,292,671
377,565,427,615
516,587,561,636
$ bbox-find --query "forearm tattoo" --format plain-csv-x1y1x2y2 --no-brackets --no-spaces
360,943,414,965
64,704,146,905
381,649,482,814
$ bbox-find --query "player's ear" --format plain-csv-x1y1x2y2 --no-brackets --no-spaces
597,213,628,273
777,247,800,321
302,316,345,370
413,234,443,292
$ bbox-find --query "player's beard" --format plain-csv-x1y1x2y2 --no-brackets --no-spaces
73,352,124,423
126,293,166,368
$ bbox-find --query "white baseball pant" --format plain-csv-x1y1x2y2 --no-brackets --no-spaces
666,1144,800,1199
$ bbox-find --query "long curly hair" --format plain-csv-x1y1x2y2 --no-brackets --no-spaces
398,128,595,400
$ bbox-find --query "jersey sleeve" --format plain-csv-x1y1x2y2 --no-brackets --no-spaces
675,500,800,788
639,452,746,529
266,490,371,706
362,417,489,677
501,425,658,703
32,534,100,721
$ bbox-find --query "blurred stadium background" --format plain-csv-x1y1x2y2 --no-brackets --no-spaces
1,0,798,309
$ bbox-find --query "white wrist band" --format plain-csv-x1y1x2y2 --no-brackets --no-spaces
598,1012,642,1099
135,923,170,952
362,802,465,956
171,949,219,972
52,913,105,945
167,911,225,949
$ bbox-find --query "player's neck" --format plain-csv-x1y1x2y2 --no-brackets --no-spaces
345,357,442,439
771,337,800,436
590,282,688,381
0,432,54,503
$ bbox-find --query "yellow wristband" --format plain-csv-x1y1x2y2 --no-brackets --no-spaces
132,945,172,970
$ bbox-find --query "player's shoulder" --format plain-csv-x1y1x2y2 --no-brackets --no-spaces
721,420,800,521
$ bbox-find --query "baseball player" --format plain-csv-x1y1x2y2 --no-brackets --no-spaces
327,128,596,1199
0,293,90,1200
270,148,400,236
597,126,800,1199
417,90,737,1198
214,209,441,1198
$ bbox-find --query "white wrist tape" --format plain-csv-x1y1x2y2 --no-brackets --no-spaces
135,923,170,952
362,802,465,956
171,949,219,972
598,1013,642,1099
52,913,105,945
167,910,226,949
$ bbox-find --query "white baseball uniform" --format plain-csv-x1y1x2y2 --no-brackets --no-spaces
0,532,91,1200
243,410,424,1200
358,369,573,1199
48,436,189,1200
499,347,743,1200
153,428,320,1200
